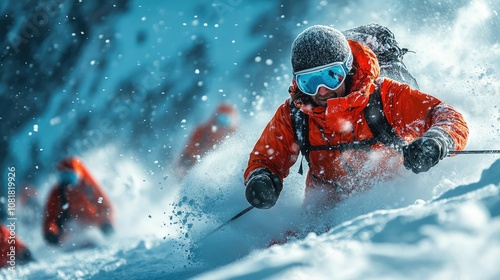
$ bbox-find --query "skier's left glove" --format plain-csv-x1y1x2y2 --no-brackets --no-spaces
403,128,453,174
44,232,61,245
100,222,114,236
245,168,283,209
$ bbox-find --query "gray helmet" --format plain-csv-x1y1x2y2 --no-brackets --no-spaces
291,25,352,73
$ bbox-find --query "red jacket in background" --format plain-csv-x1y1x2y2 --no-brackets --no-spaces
43,157,114,244
177,103,239,178
1,224,32,268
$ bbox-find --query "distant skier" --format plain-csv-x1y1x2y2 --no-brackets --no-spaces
176,103,239,179
1,223,34,268
244,24,469,218
43,157,115,246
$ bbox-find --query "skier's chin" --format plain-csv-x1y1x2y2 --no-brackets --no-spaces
312,98,328,107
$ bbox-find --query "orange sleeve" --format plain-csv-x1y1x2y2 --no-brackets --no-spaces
84,179,114,225
43,187,62,237
244,101,300,183
381,78,469,150
78,162,114,225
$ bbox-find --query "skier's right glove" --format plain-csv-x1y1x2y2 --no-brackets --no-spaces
245,168,283,209
17,249,35,265
403,128,452,174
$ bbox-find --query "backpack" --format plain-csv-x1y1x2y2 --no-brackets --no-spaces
291,24,413,174
343,23,419,89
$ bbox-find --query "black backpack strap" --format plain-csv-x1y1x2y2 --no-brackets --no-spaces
364,81,406,151
289,83,406,175
290,100,310,174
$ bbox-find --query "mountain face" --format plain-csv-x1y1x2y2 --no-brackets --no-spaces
0,0,311,213
1,0,129,209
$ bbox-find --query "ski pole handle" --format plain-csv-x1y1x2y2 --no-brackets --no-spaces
448,150,500,156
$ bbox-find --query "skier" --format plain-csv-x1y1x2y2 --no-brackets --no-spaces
176,103,239,179
43,157,115,246
0,223,33,268
244,24,469,214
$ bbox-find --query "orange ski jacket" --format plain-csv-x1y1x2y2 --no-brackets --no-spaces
177,104,238,178
244,40,468,205
43,157,114,241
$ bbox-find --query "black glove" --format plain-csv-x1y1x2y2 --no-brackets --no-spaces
44,232,61,245
403,129,451,174
100,222,115,236
18,249,35,265
245,168,283,209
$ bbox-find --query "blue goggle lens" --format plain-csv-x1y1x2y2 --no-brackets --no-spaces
295,62,348,96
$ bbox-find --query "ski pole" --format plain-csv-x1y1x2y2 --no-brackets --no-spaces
448,150,500,156
199,206,254,241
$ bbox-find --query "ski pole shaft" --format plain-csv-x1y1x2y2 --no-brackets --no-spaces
201,206,254,241
448,150,500,155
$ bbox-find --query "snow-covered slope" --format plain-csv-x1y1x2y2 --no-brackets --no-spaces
194,159,500,280
2,0,500,279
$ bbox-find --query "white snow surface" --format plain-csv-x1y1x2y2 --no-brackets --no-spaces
3,0,500,279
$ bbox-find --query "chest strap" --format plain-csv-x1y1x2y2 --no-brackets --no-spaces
290,83,405,174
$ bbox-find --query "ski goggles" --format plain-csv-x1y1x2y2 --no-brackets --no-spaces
216,113,233,128
294,53,353,96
